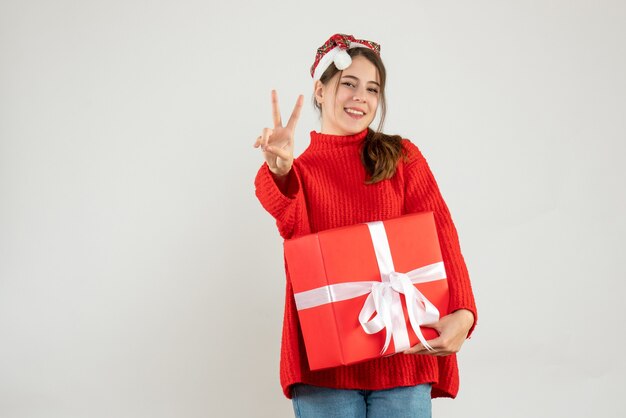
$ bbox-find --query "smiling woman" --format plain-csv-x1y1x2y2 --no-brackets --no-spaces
253,33,477,418
321,59,379,130
314,56,382,135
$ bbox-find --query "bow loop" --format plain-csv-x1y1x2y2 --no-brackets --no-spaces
358,268,439,355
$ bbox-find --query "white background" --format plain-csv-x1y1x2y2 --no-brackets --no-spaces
1,1,625,417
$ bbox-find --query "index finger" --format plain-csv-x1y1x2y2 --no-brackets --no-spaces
286,94,304,131
403,337,440,354
271,89,282,128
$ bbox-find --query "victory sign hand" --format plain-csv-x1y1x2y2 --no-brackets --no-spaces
253,90,304,176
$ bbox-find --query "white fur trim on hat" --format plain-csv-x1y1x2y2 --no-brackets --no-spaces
313,43,372,81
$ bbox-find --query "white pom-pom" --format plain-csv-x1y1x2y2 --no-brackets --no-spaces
333,50,352,70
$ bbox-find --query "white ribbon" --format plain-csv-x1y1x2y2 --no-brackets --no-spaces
293,221,446,355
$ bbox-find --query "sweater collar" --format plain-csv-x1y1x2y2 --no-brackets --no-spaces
309,128,369,150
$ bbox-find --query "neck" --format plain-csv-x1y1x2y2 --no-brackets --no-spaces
308,127,369,151
319,126,365,136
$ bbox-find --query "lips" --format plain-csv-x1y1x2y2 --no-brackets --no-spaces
344,107,366,119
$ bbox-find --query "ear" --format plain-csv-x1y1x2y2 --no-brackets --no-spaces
313,80,325,105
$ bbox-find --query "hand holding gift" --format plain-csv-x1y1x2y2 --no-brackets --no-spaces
403,308,475,356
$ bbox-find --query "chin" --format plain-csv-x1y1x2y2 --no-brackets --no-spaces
342,127,366,135
344,120,371,132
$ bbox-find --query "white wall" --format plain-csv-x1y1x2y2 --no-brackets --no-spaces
1,1,624,417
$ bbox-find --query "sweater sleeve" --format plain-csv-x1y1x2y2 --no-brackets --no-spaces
254,160,311,240
402,140,478,338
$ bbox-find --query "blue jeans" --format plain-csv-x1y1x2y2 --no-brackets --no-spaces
291,383,432,418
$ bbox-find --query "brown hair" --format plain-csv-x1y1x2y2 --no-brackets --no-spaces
313,47,407,184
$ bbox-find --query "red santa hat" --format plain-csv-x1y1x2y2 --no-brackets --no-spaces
310,33,381,80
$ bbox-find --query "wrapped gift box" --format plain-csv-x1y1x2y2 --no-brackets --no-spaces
283,211,449,371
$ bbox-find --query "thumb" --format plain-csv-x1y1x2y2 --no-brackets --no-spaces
403,343,423,354
265,144,291,161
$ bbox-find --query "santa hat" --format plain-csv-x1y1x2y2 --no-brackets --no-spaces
310,33,381,80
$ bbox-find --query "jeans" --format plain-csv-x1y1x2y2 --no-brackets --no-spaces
291,383,432,418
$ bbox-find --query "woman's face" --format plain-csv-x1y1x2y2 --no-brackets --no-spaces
315,55,380,136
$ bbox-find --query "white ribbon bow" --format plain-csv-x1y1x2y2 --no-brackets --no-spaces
358,271,440,354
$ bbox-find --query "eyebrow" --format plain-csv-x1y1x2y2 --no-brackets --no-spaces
341,75,380,87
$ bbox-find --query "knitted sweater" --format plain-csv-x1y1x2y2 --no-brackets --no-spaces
254,127,477,399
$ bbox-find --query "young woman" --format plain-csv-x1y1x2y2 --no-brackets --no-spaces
253,33,477,418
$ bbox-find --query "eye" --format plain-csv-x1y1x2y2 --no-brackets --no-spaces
368,88,379,94
342,82,355,88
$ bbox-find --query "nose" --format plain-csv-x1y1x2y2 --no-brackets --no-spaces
352,85,368,103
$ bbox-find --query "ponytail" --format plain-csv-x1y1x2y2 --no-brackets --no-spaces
361,128,408,184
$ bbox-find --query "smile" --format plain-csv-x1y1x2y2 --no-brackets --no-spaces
345,108,365,118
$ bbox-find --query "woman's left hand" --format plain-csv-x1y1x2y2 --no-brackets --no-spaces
403,309,475,356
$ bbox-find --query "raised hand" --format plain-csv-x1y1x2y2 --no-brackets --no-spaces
253,90,304,176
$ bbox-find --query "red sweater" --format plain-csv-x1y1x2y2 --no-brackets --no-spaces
254,127,477,399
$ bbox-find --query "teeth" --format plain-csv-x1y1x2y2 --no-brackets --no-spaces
345,108,364,115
